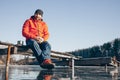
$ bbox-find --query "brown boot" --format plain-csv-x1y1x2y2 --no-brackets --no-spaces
40,59,55,69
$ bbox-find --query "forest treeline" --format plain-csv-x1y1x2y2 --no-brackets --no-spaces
70,38,120,61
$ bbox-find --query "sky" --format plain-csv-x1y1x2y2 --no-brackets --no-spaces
0,0,120,52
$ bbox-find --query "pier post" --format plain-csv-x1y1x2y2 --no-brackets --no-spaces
72,57,75,80
105,64,108,72
5,45,12,80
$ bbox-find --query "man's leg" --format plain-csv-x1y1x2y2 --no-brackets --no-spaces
40,41,55,69
26,39,43,64
40,41,51,60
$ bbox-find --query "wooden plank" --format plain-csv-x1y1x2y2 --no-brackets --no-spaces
0,41,14,46
75,57,112,66
55,57,115,66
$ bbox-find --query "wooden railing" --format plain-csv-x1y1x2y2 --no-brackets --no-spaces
0,41,78,80
0,41,13,80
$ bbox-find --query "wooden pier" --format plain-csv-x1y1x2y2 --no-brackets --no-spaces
0,41,119,66
0,41,120,80
0,41,77,80
0,41,120,66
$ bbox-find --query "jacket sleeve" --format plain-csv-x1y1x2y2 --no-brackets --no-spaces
22,20,36,39
42,22,50,41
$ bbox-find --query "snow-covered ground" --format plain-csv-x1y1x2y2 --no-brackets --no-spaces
11,54,35,61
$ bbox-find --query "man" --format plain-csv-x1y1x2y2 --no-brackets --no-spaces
22,9,54,69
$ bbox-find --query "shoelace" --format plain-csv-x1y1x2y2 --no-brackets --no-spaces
43,59,51,64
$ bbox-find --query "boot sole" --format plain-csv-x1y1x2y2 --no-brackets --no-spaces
40,64,55,69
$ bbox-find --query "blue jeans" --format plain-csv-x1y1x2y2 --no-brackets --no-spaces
26,39,51,64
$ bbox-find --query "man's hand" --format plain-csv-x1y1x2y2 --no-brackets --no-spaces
35,36,44,43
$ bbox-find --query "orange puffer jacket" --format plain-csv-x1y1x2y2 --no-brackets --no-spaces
22,17,49,41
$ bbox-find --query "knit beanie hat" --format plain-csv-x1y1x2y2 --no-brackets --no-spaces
34,9,43,16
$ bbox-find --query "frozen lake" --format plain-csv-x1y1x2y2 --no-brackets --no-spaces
0,65,119,80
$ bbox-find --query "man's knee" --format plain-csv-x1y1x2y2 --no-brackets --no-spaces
27,39,37,45
41,41,51,49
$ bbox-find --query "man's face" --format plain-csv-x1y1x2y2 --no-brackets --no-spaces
34,13,42,20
